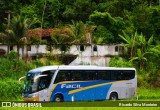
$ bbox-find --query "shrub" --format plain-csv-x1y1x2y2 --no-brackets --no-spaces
0,58,27,80
8,50,17,60
109,56,133,67
146,69,160,87
0,56,63,101
137,74,149,88
0,79,23,101
31,58,45,67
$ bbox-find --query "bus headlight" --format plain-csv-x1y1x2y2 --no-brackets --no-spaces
23,93,39,102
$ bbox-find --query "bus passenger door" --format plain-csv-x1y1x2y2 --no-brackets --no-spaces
38,70,54,101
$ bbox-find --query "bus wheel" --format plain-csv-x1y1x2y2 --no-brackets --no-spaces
54,94,63,102
109,93,118,100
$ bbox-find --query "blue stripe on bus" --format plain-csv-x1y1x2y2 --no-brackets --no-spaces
50,80,113,101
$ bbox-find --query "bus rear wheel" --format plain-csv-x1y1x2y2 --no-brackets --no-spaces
54,94,63,102
109,93,118,100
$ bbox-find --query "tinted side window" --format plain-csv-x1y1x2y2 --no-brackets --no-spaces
111,70,135,80
54,70,71,83
97,70,110,80
83,70,97,80
111,71,122,80
122,70,135,80
71,70,84,81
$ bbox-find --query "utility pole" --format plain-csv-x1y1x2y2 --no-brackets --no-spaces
5,10,14,58
6,11,11,28
5,10,14,29
41,0,47,38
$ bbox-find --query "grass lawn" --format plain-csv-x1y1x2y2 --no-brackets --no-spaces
1,87,160,110
137,87,160,100
1,107,160,110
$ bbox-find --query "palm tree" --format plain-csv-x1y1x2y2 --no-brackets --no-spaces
130,49,149,69
119,31,138,57
50,21,96,54
67,20,96,50
66,21,96,63
137,33,147,54
9,15,36,61
130,34,160,69
0,33,7,44
0,26,16,58
67,21,92,44
51,28,70,44
51,28,70,54
138,34,155,54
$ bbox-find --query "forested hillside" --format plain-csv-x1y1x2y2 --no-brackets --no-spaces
0,0,160,43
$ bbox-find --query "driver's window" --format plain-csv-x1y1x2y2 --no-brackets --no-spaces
38,77,47,90
38,70,55,90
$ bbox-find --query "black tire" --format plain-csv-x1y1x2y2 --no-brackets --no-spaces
109,93,118,100
54,94,63,102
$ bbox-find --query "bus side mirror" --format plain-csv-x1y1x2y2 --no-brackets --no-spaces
34,75,48,83
18,76,26,84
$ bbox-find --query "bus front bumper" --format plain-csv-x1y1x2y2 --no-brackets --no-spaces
23,95,39,102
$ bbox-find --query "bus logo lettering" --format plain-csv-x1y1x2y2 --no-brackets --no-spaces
61,84,82,89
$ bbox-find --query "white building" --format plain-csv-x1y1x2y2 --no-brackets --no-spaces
0,44,124,66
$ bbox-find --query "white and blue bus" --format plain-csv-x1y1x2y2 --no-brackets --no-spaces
20,65,137,102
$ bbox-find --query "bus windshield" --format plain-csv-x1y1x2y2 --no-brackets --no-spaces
23,70,55,94
23,72,40,94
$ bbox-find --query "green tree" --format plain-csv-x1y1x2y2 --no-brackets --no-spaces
130,49,148,69
36,0,63,28
119,31,138,57
67,21,87,44
20,4,40,28
67,20,95,44
131,1,153,39
92,26,114,44
89,11,125,43
120,31,160,70
0,25,16,58
51,27,70,53
0,0,22,31
9,15,36,61
136,34,160,69
62,0,96,23
149,6,160,42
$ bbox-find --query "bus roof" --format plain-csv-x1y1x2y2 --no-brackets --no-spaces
58,65,136,70
28,66,59,73
28,65,136,73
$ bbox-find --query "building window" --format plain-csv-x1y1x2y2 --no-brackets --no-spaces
80,45,84,51
0,49,6,55
93,45,97,52
27,45,31,51
119,46,124,54
115,46,118,52
10,46,13,51
47,45,52,51
60,45,66,51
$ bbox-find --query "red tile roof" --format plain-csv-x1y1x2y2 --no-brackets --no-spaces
27,28,54,38
27,28,70,38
